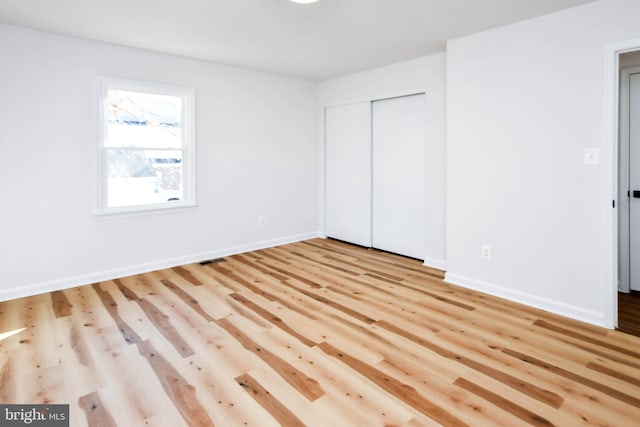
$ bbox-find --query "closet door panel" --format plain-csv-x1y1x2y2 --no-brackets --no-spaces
372,94,425,259
325,102,372,246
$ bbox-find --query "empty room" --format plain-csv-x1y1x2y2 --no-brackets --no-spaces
1,0,640,425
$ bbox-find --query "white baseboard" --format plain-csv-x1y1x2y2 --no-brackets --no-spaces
0,231,323,303
423,257,447,271
444,272,606,327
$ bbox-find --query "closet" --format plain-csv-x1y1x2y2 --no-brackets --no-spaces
325,93,425,259
325,101,372,247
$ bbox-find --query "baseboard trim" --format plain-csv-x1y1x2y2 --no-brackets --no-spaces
423,257,447,271
0,231,323,302
444,272,606,327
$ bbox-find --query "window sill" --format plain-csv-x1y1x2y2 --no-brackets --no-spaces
94,202,197,220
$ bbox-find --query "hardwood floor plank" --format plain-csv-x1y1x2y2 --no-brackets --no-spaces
93,281,216,426
137,340,215,427
69,323,92,367
434,326,640,425
305,239,445,280
375,320,564,409
261,270,377,325
111,278,195,357
318,341,469,427
228,293,318,347
111,278,139,302
618,292,640,337
78,391,117,427
378,277,476,311
92,283,142,345
586,361,640,387
319,273,444,333
172,266,204,286
22,365,65,404
137,299,195,358
209,260,325,327
153,272,233,321
160,279,216,322
207,264,281,301
0,356,15,403
51,290,73,318
254,249,292,265
224,256,323,320
453,377,554,427
231,255,291,281
270,246,475,322
255,259,324,289
503,348,640,408
534,319,640,359
235,373,306,427
287,249,361,276
266,247,475,325
214,317,325,402
75,324,167,424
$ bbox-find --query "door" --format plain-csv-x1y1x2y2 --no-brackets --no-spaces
372,94,425,259
630,73,640,291
325,102,372,247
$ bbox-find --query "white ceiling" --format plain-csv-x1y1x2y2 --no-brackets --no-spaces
0,0,596,81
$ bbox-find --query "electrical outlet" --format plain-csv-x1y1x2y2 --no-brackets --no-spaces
258,216,266,226
481,245,492,260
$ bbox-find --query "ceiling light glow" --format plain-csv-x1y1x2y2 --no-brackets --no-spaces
290,0,319,4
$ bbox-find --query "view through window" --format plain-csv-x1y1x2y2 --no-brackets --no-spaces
99,79,194,213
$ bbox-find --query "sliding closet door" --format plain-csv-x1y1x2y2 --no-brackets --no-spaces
372,94,425,259
325,102,372,246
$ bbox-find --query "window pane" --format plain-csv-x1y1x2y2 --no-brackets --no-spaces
99,78,194,214
107,149,183,208
105,90,182,149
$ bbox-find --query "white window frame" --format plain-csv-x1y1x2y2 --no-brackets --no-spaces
97,77,196,215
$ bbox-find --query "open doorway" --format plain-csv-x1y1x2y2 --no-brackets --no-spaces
617,50,640,337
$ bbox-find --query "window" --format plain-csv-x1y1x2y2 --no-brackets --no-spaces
98,78,195,214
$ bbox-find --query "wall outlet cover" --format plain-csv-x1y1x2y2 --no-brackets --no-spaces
481,245,492,260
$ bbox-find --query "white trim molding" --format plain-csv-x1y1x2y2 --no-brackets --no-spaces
617,66,640,294
444,272,606,327
604,38,640,329
423,257,447,271
0,232,322,303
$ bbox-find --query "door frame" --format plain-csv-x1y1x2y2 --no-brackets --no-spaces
619,66,640,294
605,39,640,328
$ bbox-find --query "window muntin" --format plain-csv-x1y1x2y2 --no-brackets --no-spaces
98,79,195,214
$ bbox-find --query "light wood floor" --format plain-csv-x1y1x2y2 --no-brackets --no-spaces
1,238,640,426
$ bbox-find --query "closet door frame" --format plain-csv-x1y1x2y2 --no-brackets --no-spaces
324,92,426,260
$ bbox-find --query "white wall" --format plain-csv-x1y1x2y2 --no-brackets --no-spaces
0,24,319,301
318,54,447,269
446,0,640,326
